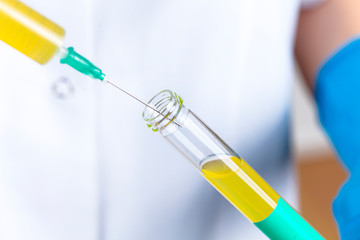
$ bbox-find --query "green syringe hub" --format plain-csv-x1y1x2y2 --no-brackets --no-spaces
60,47,105,81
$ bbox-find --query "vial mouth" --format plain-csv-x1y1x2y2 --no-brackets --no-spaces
142,89,183,132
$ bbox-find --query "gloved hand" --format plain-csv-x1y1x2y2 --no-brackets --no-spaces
315,37,360,239
333,167,360,240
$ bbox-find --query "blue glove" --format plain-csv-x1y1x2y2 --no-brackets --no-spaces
315,37,360,239
333,167,360,240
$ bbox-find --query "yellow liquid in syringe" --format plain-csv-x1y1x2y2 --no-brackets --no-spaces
0,0,65,64
201,156,280,222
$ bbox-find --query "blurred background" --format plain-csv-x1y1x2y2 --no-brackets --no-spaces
293,66,347,240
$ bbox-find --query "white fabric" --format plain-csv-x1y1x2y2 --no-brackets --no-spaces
0,0,302,239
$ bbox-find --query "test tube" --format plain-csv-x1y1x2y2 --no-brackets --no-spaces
143,90,324,240
0,0,105,80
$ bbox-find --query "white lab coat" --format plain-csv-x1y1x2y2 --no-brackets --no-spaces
0,0,322,239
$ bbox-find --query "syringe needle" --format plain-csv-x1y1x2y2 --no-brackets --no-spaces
104,77,157,112
103,77,181,127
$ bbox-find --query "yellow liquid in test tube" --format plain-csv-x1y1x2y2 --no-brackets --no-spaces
202,156,280,223
0,0,65,64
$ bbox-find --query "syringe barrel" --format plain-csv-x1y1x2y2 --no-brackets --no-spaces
0,0,65,64
143,90,324,239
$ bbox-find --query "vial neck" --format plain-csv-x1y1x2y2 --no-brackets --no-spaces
143,90,186,135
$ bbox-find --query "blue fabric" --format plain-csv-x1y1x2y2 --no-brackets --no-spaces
315,38,360,239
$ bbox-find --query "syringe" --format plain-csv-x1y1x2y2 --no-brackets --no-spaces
0,0,104,80
0,0,180,123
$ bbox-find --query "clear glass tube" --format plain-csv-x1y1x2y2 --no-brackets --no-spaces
143,89,279,222
143,90,324,239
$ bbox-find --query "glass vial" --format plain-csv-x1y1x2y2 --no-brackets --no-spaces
143,90,323,240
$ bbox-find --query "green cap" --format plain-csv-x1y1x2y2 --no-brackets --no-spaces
254,198,324,239
60,47,105,81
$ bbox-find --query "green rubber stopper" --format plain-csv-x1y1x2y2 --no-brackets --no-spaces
60,47,105,80
254,198,324,240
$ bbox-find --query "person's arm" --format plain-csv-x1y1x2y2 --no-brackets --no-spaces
296,0,360,239
296,0,360,86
